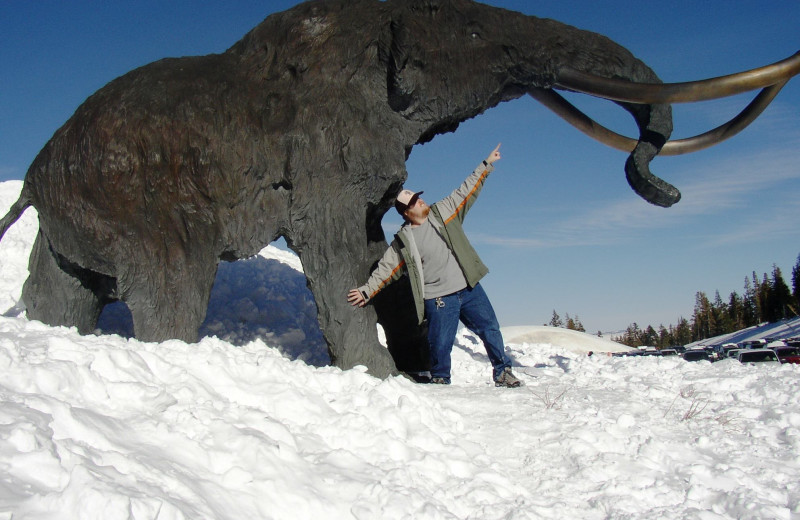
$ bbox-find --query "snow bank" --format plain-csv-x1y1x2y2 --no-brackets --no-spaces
501,325,632,354
2,181,800,519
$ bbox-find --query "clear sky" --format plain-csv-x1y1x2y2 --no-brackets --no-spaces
1,1,798,334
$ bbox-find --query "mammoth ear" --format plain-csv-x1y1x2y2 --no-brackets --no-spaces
380,16,416,112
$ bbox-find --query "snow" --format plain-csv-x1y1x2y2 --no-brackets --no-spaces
2,180,800,519
501,325,631,354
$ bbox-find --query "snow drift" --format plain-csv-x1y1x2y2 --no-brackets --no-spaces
2,181,800,519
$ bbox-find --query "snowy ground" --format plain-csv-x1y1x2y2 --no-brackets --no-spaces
2,181,800,519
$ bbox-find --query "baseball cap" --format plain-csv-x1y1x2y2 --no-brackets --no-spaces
395,189,423,215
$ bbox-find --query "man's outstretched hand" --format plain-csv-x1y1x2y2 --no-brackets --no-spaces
486,143,501,165
347,289,367,307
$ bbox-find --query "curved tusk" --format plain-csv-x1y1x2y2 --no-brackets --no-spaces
555,51,800,104
528,81,787,156
661,80,787,155
527,87,634,152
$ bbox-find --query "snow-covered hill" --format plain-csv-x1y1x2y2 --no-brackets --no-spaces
2,181,799,519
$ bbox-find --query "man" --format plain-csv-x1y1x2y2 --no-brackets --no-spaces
347,144,522,387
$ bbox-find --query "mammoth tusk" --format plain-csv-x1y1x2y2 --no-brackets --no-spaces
528,80,787,156
555,51,800,104
527,87,633,152
660,80,787,155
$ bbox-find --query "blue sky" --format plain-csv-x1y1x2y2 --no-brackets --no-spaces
1,1,798,334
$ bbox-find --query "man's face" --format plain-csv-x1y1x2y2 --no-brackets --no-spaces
404,197,430,223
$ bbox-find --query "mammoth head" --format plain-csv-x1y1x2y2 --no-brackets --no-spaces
381,0,555,119
380,0,680,206
380,0,800,208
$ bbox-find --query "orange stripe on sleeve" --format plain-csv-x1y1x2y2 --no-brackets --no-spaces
370,260,406,298
444,168,490,225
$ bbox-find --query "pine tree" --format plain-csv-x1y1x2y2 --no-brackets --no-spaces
643,325,658,346
573,315,586,333
792,254,800,317
673,317,692,346
692,292,713,341
712,290,729,335
752,272,766,323
727,291,744,331
549,310,563,328
657,325,671,348
758,272,771,323
769,265,792,321
565,313,576,330
742,276,757,327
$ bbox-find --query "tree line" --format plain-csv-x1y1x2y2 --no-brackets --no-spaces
545,253,800,349
614,254,800,348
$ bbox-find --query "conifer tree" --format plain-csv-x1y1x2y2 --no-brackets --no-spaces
769,265,792,321
758,272,771,323
692,292,713,341
565,313,576,330
752,272,765,323
549,310,563,328
657,325,671,348
742,276,757,327
727,291,744,331
673,318,692,346
791,254,800,317
641,325,656,346
712,291,729,335
573,315,586,333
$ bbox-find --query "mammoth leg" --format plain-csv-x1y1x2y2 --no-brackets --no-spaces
289,207,398,379
372,277,431,375
121,250,218,343
23,231,109,333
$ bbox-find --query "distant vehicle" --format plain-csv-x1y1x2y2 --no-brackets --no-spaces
737,349,780,364
714,343,738,358
682,350,710,362
772,346,800,364
738,339,768,350
726,349,742,359
659,349,678,356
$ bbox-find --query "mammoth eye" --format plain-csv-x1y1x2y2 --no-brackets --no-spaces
470,32,480,40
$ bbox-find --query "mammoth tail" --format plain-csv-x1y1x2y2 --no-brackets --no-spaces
0,187,32,243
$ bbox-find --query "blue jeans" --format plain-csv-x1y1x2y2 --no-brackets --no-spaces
424,283,511,381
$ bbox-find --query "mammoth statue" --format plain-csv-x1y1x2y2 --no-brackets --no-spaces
1,0,798,378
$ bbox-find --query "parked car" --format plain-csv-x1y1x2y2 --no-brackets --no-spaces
772,346,800,364
738,339,767,350
726,349,742,359
682,350,710,362
714,343,738,358
737,349,780,364
659,349,678,356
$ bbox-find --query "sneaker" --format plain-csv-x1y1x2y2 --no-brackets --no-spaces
402,372,432,384
494,368,522,388
430,377,451,385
